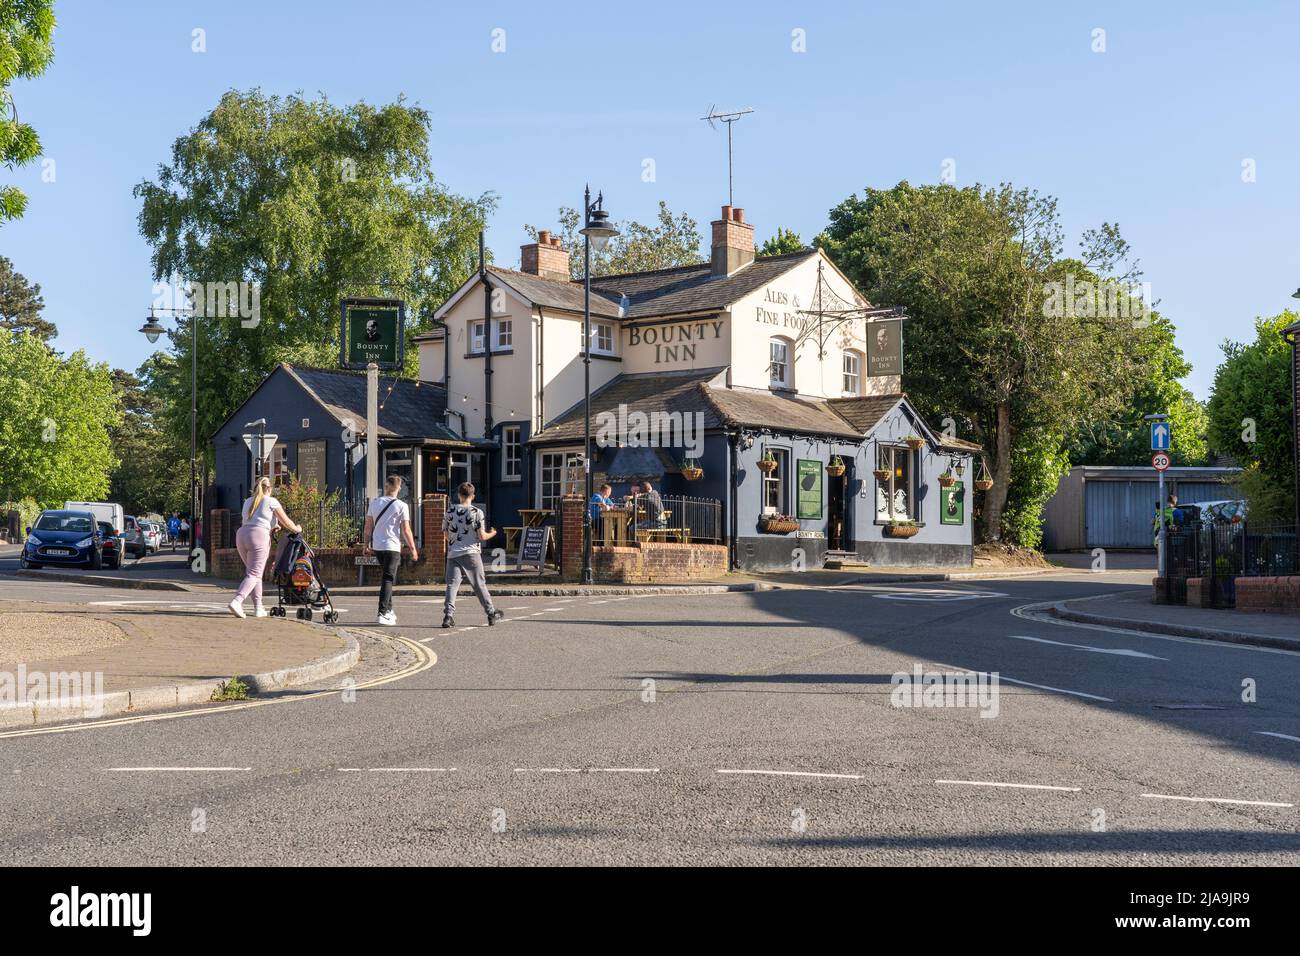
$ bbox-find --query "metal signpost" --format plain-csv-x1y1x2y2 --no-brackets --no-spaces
1146,414,1171,578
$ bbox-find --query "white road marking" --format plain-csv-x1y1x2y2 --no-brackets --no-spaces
936,779,1081,792
107,766,251,772
364,767,456,773
996,675,1114,702
1141,793,1293,808
513,767,659,774
1256,731,1300,744
1011,599,1300,657
506,606,530,610
1011,634,1167,660
874,588,1007,602
716,769,862,780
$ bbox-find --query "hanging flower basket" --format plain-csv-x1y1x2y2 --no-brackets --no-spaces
760,514,799,534
756,456,779,475
974,458,993,492
904,434,925,451
937,471,955,488
872,467,891,482
826,456,845,478
681,459,703,481
884,522,921,539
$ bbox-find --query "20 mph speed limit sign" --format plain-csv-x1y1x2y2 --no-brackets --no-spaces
1151,452,1171,471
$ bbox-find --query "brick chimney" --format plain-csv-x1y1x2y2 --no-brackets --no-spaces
711,205,755,276
520,230,571,282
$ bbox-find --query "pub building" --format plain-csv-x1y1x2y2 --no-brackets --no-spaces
211,204,979,573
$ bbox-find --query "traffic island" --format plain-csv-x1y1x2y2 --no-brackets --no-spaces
0,598,359,728
1052,590,1300,652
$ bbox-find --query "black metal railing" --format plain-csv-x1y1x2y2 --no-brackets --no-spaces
595,493,722,545
1163,519,1297,608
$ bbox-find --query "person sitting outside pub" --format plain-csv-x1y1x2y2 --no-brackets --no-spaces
590,482,614,543
635,479,664,532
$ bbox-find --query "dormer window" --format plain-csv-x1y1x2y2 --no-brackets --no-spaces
769,337,792,389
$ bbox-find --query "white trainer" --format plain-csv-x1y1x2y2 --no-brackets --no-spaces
227,599,246,619
253,607,269,618
378,611,397,626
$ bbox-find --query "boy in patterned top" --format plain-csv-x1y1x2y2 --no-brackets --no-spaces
441,482,503,628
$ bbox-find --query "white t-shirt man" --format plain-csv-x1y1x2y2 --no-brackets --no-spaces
367,495,411,551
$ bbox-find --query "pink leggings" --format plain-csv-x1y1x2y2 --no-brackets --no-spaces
234,525,272,607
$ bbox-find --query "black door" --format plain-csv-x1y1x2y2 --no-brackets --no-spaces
828,470,847,551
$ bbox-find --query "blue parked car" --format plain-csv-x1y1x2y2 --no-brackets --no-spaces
19,510,104,570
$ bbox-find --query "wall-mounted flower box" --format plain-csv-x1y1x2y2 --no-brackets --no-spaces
883,522,921,539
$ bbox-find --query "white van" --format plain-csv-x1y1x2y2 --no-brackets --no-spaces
65,501,124,532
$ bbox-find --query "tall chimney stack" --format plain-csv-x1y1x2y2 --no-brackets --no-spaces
711,205,755,277
521,230,571,282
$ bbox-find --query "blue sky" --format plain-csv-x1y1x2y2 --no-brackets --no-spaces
5,0,1298,399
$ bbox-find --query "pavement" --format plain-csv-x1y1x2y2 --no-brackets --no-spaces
2,565,1299,865
1053,589,1300,651
0,596,361,727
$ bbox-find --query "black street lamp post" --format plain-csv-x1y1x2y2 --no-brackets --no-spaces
140,306,199,554
577,186,619,585
1285,289,1300,529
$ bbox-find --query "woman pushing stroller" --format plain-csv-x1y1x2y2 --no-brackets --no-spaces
229,476,302,618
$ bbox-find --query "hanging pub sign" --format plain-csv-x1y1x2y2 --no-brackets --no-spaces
867,318,903,377
940,481,965,525
340,298,405,370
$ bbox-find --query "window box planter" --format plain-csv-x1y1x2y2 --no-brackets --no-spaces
883,522,921,539
826,456,846,478
760,515,799,534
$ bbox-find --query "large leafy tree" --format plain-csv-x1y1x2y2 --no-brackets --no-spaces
820,182,1148,544
1205,312,1296,520
134,89,494,468
526,201,702,278
0,0,55,222
757,227,806,257
0,254,55,339
107,364,188,514
0,330,120,504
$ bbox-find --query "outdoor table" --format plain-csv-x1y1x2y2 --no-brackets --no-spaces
517,509,553,528
599,508,633,545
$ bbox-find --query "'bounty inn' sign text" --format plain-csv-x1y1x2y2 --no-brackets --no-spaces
340,297,406,370
627,318,725,365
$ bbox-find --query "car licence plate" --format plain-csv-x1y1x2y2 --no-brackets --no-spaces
45,548,73,556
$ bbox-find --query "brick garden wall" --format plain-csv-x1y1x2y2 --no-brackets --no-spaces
1235,576,1300,614
558,496,728,583
213,494,447,588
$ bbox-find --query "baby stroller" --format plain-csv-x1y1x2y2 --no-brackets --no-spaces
270,532,339,623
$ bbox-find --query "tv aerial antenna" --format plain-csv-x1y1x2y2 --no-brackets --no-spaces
701,105,754,206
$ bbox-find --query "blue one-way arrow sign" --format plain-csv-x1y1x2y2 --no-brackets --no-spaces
1150,421,1171,451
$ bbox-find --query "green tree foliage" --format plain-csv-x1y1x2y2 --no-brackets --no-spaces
0,255,55,339
134,89,494,469
526,201,702,278
820,182,1149,545
1206,312,1296,520
0,0,54,222
107,365,189,514
0,330,120,504
1066,303,1207,466
757,227,805,257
